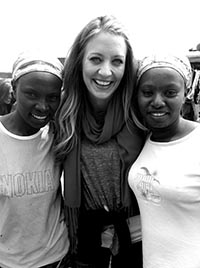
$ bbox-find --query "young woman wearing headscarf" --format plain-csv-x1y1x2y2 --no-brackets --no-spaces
128,53,200,268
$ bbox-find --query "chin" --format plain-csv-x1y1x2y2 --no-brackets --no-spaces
30,121,48,130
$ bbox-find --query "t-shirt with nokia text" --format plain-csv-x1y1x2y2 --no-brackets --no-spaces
0,122,69,268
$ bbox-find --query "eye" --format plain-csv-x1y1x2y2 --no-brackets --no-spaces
89,56,101,64
165,89,178,98
47,95,60,102
112,58,124,66
25,92,37,98
140,89,153,97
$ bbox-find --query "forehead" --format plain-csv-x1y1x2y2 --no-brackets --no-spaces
84,32,127,56
139,67,185,86
16,71,62,88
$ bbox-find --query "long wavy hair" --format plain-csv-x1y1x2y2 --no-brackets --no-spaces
54,15,138,162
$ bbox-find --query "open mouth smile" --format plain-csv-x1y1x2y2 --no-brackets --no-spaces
32,114,48,120
150,112,167,117
94,79,112,87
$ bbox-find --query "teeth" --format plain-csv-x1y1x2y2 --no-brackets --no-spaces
151,113,165,117
32,114,47,120
95,80,111,86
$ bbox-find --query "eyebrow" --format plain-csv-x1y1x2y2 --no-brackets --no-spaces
88,52,125,57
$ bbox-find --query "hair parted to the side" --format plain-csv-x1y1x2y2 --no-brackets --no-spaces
54,15,138,162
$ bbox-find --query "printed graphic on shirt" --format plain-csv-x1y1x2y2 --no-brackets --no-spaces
135,167,161,204
0,169,55,197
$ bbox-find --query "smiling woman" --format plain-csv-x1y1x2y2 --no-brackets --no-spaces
54,14,146,268
9,51,63,135
12,72,62,135
0,50,71,268
128,53,200,268
82,31,127,110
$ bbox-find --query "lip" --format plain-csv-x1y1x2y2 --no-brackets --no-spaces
93,79,113,87
31,114,48,121
147,111,169,121
150,112,167,117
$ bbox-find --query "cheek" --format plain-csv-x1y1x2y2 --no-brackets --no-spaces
137,96,150,117
115,67,125,82
173,100,184,112
82,58,93,76
52,101,61,113
137,94,146,108
82,64,93,86
172,94,185,109
15,101,27,114
82,72,91,92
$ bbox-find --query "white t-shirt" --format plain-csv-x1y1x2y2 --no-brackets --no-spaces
128,124,200,268
0,122,69,268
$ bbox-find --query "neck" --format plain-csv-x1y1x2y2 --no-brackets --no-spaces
92,99,109,113
1,112,39,136
87,92,112,113
150,117,195,142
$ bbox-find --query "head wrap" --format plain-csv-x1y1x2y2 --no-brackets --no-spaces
136,53,192,89
12,50,63,82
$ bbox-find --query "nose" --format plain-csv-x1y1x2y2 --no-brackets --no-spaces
98,62,112,76
151,93,165,108
35,99,49,112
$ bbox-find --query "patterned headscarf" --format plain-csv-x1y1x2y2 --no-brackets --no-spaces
12,50,63,82
136,53,192,89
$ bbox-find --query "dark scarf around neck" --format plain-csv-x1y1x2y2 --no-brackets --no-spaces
63,96,145,253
